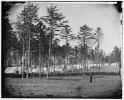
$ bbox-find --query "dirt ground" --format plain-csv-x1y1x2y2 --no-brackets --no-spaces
89,66,120,73
3,74,122,98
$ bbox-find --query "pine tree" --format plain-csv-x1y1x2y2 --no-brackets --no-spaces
77,24,96,72
42,4,67,79
2,2,17,68
60,24,75,76
15,2,39,78
95,27,104,72
32,21,47,78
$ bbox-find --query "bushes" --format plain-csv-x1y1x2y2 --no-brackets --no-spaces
4,71,119,78
84,72,119,75
61,71,119,76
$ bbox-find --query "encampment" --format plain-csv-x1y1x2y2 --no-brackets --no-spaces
111,63,118,67
4,67,19,74
5,67,27,74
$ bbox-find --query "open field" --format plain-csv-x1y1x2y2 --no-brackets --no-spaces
89,66,120,73
3,66,122,98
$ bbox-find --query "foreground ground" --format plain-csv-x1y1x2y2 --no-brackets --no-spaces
3,66,122,98
3,75,121,98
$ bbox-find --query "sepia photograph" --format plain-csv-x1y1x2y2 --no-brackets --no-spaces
2,1,122,98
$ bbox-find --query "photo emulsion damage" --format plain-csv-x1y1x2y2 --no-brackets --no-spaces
2,1,122,98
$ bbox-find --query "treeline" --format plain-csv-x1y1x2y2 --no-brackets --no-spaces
105,46,121,66
4,2,121,78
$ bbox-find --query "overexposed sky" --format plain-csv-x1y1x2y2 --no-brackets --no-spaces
8,2,121,54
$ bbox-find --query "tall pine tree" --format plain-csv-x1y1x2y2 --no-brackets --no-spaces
77,24,95,72
42,4,67,79
15,2,39,78
95,27,104,72
60,24,75,76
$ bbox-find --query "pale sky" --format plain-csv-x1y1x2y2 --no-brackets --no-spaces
8,2,121,54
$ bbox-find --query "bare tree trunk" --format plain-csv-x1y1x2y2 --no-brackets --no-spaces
98,42,100,72
47,31,52,79
83,35,86,77
24,53,26,77
119,63,121,76
21,56,23,78
80,55,82,71
87,60,88,72
47,42,51,78
30,51,32,77
39,37,41,78
97,32,100,73
7,51,10,67
63,58,65,73
65,37,68,77
76,53,78,68
53,55,56,73
72,58,74,73
86,45,88,72
41,39,44,76
27,31,31,78
84,45,86,70
22,38,25,79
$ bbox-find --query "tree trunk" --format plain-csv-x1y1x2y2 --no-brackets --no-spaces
41,38,44,76
83,35,86,77
97,32,100,73
86,60,88,72
47,31,52,79
22,38,25,78
82,34,86,76
39,37,41,78
30,51,33,77
7,50,11,66
76,54,78,69
119,63,121,76
65,37,68,77
72,58,74,73
86,45,88,72
53,55,56,73
24,53,26,77
47,42,51,79
80,55,82,71
27,31,31,78
21,56,23,78
98,42,100,72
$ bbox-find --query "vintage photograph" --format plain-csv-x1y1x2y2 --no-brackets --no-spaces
2,1,122,98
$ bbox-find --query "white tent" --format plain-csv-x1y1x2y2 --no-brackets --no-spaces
17,67,22,74
4,67,32,74
104,63,109,66
32,67,47,74
4,67,18,74
76,64,80,69
111,63,118,67
32,68,39,73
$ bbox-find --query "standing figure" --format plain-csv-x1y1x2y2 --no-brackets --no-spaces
90,73,93,83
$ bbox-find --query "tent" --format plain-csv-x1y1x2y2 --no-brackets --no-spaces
111,63,118,67
104,63,109,67
4,67,29,74
32,68,39,73
4,67,19,74
32,67,47,74
17,67,22,74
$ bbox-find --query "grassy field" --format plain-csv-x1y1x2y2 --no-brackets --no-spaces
3,66,122,98
89,66,120,73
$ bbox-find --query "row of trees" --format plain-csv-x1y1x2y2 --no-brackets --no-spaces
105,46,121,66
4,2,111,79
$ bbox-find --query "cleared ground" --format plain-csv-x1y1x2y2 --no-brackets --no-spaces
3,66,122,98
89,65,120,73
